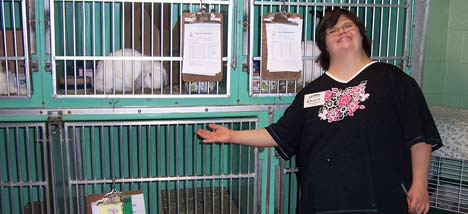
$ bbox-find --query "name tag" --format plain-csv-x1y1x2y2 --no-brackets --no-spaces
304,92,325,108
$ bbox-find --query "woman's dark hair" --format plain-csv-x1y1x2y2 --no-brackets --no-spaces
315,8,371,70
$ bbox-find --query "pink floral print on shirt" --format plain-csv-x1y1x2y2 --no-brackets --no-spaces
318,81,369,123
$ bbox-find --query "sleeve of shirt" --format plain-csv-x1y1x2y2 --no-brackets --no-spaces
266,92,305,160
393,70,443,151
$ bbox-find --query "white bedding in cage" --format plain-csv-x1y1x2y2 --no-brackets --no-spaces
431,106,468,160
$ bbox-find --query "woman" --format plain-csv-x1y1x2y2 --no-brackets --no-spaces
197,9,441,214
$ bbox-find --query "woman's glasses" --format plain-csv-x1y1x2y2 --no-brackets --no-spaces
326,22,355,36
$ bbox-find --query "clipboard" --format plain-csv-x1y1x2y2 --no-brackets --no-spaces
181,8,223,82
86,190,144,214
261,12,303,81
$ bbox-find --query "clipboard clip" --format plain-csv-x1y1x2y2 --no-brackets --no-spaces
272,12,298,26
96,177,122,206
195,7,213,23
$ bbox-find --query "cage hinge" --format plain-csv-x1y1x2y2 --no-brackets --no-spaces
30,58,38,72
48,111,63,125
45,63,52,72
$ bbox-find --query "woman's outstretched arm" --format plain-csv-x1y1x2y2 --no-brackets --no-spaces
196,124,278,147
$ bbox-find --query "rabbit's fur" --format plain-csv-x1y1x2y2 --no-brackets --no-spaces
94,49,168,93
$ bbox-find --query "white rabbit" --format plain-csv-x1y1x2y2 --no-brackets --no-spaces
142,60,168,91
0,66,27,95
94,49,168,93
299,41,323,85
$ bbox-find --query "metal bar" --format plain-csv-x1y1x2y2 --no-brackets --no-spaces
0,181,48,187
193,123,198,214
21,0,30,97
246,123,251,214
211,127,215,213
128,125,132,187
150,2,154,95
49,0,58,96
371,0,376,56
140,2,145,92
231,0,237,69
229,122,233,214
365,0,368,29
26,126,34,214
112,0,118,94
147,125,153,213
101,0,107,95
82,126,89,211
10,0,20,96
45,123,57,213
184,124,189,214
237,131,241,214
138,125,143,191
386,3,392,64
402,0,411,69
2,0,11,96
178,3,182,95
53,55,228,61
91,125,97,196
99,125,106,199
409,0,429,83
253,146,259,213
378,3,383,61
175,124,180,213
166,124,171,214
63,124,72,213
72,127,80,212
83,0,87,94
161,2,165,95
220,124,225,213
157,125,162,213
203,123,207,214
119,125,124,187
72,1,77,94
13,127,25,211
61,0,68,95
394,0,400,66
92,0,97,94
168,3,174,95
248,0,255,96
225,1,232,96
2,104,287,116
37,127,46,214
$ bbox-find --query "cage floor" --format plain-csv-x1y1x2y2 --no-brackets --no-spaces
161,187,239,214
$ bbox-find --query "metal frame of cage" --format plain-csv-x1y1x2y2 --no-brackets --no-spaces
275,156,299,214
248,0,411,97
429,156,468,214
0,0,31,98
48,118,260,214
48,0,232,98
0,123,50,213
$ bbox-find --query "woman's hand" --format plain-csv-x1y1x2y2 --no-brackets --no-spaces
407,184,430,214
196,124,232,143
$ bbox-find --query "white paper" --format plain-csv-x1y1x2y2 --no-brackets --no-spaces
91,194,146,214
266,19,303,72
182,23,222,76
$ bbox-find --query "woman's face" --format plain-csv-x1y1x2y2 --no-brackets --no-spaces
325,15,363,57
